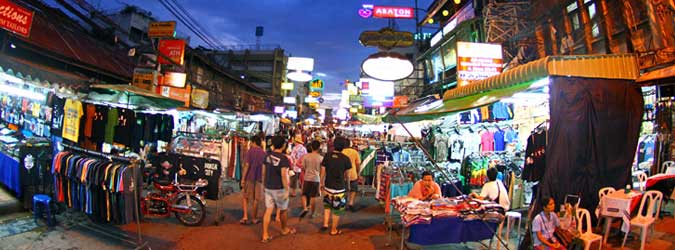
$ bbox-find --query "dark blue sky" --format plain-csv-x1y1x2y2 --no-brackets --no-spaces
95,0,433,94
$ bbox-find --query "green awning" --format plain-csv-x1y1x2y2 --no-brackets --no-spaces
383,81,534,123
353,114,383,124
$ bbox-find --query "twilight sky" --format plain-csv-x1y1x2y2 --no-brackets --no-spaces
93,0,433,94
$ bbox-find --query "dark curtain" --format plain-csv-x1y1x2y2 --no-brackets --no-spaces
538,76,643,219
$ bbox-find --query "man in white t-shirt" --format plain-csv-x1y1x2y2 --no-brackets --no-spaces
470,167,510,210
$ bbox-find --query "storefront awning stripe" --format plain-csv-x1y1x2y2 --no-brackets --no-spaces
443,54,639,100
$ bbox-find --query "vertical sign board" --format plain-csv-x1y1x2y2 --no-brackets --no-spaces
158,39,186,65
456,42,503,87
0,0,34,38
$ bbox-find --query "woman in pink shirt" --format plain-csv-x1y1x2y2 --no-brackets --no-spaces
408,171,442,201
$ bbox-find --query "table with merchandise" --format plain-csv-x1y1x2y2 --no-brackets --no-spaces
392,196,504,248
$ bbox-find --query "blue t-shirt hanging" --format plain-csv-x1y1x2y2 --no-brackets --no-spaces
492,102,511,120
494,130,505,151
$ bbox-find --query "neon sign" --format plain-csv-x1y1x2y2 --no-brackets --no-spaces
358,4,414,19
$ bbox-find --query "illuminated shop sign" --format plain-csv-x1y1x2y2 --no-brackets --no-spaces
358,4,414,19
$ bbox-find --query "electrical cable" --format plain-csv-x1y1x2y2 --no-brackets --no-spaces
169,0,227,50
157,0,220,50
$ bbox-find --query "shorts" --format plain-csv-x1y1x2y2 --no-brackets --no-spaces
243,180,262,201
264,188,289,210
323,190,346,215
346,180,359,192
290,174,299,188
302,181,320,197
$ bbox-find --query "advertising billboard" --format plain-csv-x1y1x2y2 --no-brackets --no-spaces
0,0,33,38
274,106,285,114
158,39,186,65
456,42,503,87
359,78,394,107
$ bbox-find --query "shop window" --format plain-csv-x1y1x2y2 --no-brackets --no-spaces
588,3,596,19
592,22,601,37
566,2,578,12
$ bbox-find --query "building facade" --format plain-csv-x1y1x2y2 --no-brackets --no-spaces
198,46,288,104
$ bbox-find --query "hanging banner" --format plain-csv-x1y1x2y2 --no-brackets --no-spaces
191,88,209,109
158,39,186,65
148,21,176,38
0,0,34,38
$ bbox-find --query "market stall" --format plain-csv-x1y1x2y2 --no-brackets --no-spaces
386,54,643,219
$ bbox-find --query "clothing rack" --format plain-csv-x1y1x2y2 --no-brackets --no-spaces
61,143,135,163
58,143,145,248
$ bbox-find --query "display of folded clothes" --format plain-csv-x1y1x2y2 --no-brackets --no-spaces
392,196,505,225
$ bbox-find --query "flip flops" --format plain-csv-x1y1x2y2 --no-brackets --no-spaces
261,236,273,243
329,229,343,236
239,219,249,225
281,227,297,236
320,226,328,232
251,219,261,224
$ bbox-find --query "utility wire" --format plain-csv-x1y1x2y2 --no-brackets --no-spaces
157,0,220,49
169,0,227,50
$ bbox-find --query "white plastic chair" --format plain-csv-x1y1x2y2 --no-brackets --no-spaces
576,208,603,250
494,211,522,250
637,172,648,192
596,187,616,227
621,190,663,250
662,161,675,174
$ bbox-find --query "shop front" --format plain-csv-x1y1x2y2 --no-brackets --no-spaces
385,54,642,229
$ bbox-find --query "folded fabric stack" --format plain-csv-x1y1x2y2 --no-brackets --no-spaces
391,196,505,225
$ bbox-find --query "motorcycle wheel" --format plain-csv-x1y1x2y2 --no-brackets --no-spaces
174,196,206,226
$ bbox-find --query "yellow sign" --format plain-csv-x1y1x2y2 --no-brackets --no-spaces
309,79,324,90
349,107,358,113
191,88,209,109
148,21,176,38
281,82,294,90
132,68,156,91
309,91,321,97
309,103,319,109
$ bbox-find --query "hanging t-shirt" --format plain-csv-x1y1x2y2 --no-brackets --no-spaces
62,99,83,143
449,133,465,161
480,130,495,153
51,96,66,137
462,132,482,155
523,130,547,182
494,130,505,151
435,134,449,162
83,104,96,138
91,105,108,143
114,108,137,147
104,107,118,144
492,102,512,120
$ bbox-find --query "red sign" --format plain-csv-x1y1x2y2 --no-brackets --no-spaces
393,96,409,108
0,0,34,38
373,6,414,19
158,39,186,65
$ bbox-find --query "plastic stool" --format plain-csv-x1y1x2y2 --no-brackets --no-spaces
505,211,522,241
32,194,55,227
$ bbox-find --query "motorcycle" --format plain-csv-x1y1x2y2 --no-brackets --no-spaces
141,173,208,226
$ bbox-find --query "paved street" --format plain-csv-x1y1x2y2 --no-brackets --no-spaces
1,185,675,250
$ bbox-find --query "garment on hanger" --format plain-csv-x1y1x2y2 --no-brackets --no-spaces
523,129,547,182
62,99,83,143
480,130,495,153
494,129,505,151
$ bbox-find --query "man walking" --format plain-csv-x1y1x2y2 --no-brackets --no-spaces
300,140,323,218
320,137,352,235
240,135,266,225
341,139,361,212
261,136,296,243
